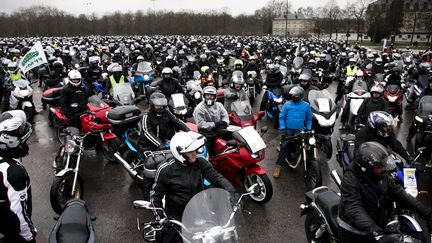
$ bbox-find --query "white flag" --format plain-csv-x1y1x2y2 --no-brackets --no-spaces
18,41,48,73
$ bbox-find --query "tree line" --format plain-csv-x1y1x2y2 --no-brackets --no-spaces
1,0,427,44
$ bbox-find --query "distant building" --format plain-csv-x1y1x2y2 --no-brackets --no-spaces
367,0,432,43
272,13,314,37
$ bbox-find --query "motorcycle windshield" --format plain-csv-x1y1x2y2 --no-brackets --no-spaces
230,101,252,120
279,66,288,77
182,188,248,243
137,62,152,73
293,57,303,69
186,80,202,93
308,90,336,114
233,126,266,154
386,84,400,94
375,73,384,82
13,79,29,88
193,71,201,80
87,95,106,108
418,96,432,116
170,93,188,109
112,83,135,105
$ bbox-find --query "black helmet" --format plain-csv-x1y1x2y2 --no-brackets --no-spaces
367,111,394,137
356,141,396,178
149,92,167,114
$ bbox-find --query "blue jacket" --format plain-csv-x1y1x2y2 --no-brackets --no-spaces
279,100,312,131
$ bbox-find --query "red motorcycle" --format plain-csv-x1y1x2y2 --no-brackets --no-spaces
42,87,63,127
52,95,120,162
228,100,264,128
189,123,272,204
384,84,403,120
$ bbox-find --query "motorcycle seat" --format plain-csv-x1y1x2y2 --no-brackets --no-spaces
316,190,340,234
56,200,90,243
144,151,173,170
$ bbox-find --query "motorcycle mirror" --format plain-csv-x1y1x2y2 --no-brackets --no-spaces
133,200,151,209
418,147,426,153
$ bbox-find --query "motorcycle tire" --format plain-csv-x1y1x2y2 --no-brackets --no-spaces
321,140,332,159
304,160,322,191
48,110,54,127
304,210,331,243
23,106,34,123
243,173,273,204
102,137,122,162
50,171,84,215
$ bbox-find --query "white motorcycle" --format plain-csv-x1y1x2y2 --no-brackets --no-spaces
8,78,36,123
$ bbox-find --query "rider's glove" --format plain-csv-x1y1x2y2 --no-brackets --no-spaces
216,121,228,129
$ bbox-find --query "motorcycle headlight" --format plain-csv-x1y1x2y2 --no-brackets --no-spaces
274,97,283,103
19,90,31,97
194,91,201,99
65,140,77,154
415,116,423,123
308,137,316,145
144,74,149,80
251,153,259,159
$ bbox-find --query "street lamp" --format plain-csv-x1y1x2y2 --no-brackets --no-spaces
283,10,288,38
83,2,91,17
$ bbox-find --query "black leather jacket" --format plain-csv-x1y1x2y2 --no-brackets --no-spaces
339,162,432,234
156,78,185,98
150,157,235,219
355,126,411,162
60,83,89,118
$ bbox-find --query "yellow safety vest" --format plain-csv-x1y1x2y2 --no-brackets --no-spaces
346,66,358,77
109,75,125,95
10,72,22,81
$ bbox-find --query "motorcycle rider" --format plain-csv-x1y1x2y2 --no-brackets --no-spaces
156,67,185,98
340,71,370,128
338,141,432,243
184,56,200,80
356,85,389,125
142,44,154,62
273,86,312,178
244,54,262,81
259,64,284,111
224,73,249,113
105,64,125,97
355,111,413,163
150,131,235,242
345,58,358,77
140,92,191,199
316,53,330,71
81,56,102,87
371,58,385,76
45,60,67,89
0,110,36,243
2,62,28,113
193,86,229,156
226,59,244,83
298,72,318,103
60,70,89,129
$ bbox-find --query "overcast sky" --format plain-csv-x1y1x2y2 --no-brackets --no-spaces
2,0,351,16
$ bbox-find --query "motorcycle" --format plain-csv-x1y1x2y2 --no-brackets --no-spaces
50,127,89,214
308,90,337,159
48,198,95,243
264,87,284,129
134,186,257,242
290,56,304,84
7,78,36,123
42,86,63,127
284,130,322,191
343,88,370,132
413,96,432,156
193,124,272,204
129,61,155,99
185,80,203,109
301,169,428,243
246,70,260,105
111,82,145,106
228,100,264,129
384,84,403,120
53,95,120,162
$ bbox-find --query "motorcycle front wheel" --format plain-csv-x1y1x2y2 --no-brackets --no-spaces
320,140,333,159
243,173,273,204
50,171,83,215
304,160,322,191
23,106,34,123
102,137,122,162
304,210,331,243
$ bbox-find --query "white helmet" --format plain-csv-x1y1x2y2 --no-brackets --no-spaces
0,110,32,150
111,64,123,73
355,70,364,77
68,70,82,87
170,131,206,163
203,86,217,106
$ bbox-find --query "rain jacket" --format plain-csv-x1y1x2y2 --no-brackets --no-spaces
193,101,229,132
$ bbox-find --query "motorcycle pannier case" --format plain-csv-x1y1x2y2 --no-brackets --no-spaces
107,105,141,129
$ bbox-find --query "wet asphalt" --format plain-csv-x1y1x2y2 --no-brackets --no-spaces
22,79,432,243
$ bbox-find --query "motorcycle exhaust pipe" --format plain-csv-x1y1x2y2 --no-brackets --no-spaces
114,152,144,181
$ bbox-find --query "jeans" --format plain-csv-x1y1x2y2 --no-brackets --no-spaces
276,129,300,166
